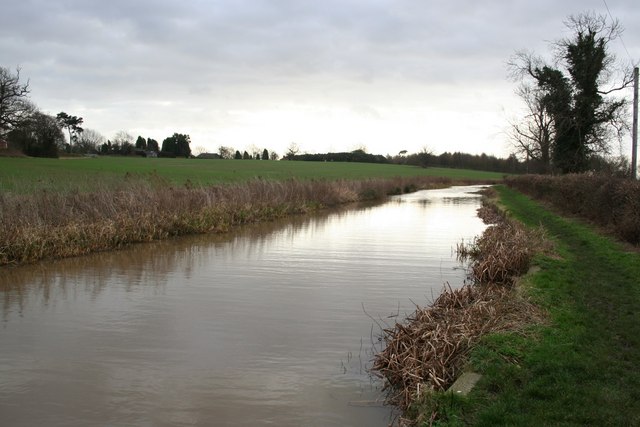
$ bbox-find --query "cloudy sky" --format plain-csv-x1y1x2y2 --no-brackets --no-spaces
2,0,638,157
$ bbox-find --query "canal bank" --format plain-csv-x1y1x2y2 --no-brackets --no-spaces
0,176,462,267
383,186,640,425
463,186,640,426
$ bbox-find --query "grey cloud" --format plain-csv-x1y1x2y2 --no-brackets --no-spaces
2,0,638,154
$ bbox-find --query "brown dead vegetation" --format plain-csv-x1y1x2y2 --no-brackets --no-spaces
371,194,548,418
372,283,542,413
0,176,451,266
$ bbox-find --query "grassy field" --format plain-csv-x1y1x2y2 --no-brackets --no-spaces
0,156,505,192
447,186,640,425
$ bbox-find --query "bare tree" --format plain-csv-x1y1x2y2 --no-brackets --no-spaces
218,145,234,159
0,67,33,136
112,130,134,155
284,142,299,160
193,146,207,156
76,128,106,153
508,84,554,173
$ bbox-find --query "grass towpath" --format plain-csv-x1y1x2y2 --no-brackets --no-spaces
463,186,640,425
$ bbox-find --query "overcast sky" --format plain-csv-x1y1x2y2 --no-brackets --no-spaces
2,0,638,157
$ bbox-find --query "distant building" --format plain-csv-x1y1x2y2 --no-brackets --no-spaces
134,149,158,158
197,153,221,159
0,138,8,150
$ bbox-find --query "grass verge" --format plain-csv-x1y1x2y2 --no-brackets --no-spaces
458,185,640,426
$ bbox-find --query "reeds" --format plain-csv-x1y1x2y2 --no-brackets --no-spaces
371,197,547,420
0,175,450,266
457,220,547,286
371,283,541,413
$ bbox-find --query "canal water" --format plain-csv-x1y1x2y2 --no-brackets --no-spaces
0,186,486,426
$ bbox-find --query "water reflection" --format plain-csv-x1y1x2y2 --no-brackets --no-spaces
0,185,487,427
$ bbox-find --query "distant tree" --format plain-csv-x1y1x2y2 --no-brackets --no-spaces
270,151,279,161
352,144,368,153
261,148,269,160
0,66,33,136
76,128,105,154
147,138,159,152
234,150,242,159
100,140,112,154
56,112,84,151
7,111,63,157
161,133,191,158
112,131,134,155
135,135,147,150
217,146,233,159
112,131,133,145
243,150,250,160
284,142,299,160
161,136,176,155
415,146,433,168
193,146,207,156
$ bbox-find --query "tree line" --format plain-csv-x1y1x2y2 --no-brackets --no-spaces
0,67,195,158
216,146,279,160
391,150,525,173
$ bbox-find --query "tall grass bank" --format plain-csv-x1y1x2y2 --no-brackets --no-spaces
0,176,451,266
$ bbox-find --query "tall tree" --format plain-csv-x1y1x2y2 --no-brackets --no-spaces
147,138,159,152
262,148,269,160
509,13,633,173
56,112,84,151
161,133,191,158
0,67,33,136
135,135,147,150
7,111,63,158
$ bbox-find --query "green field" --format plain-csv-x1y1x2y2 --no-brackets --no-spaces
0,156,505,192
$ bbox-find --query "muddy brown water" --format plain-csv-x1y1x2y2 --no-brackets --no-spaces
0,186,487,426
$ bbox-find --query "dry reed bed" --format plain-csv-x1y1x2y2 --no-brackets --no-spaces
371,284,540,413
371,195,547,417
0,176,450,266
505,174,640,245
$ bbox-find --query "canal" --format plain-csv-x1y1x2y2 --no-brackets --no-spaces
0,185,486,426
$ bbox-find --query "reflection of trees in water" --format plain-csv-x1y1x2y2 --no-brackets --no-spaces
0,203,380,321
441,197,481,206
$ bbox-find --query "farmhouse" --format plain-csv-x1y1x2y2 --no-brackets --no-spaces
197,152,221,159
0,138,8,150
